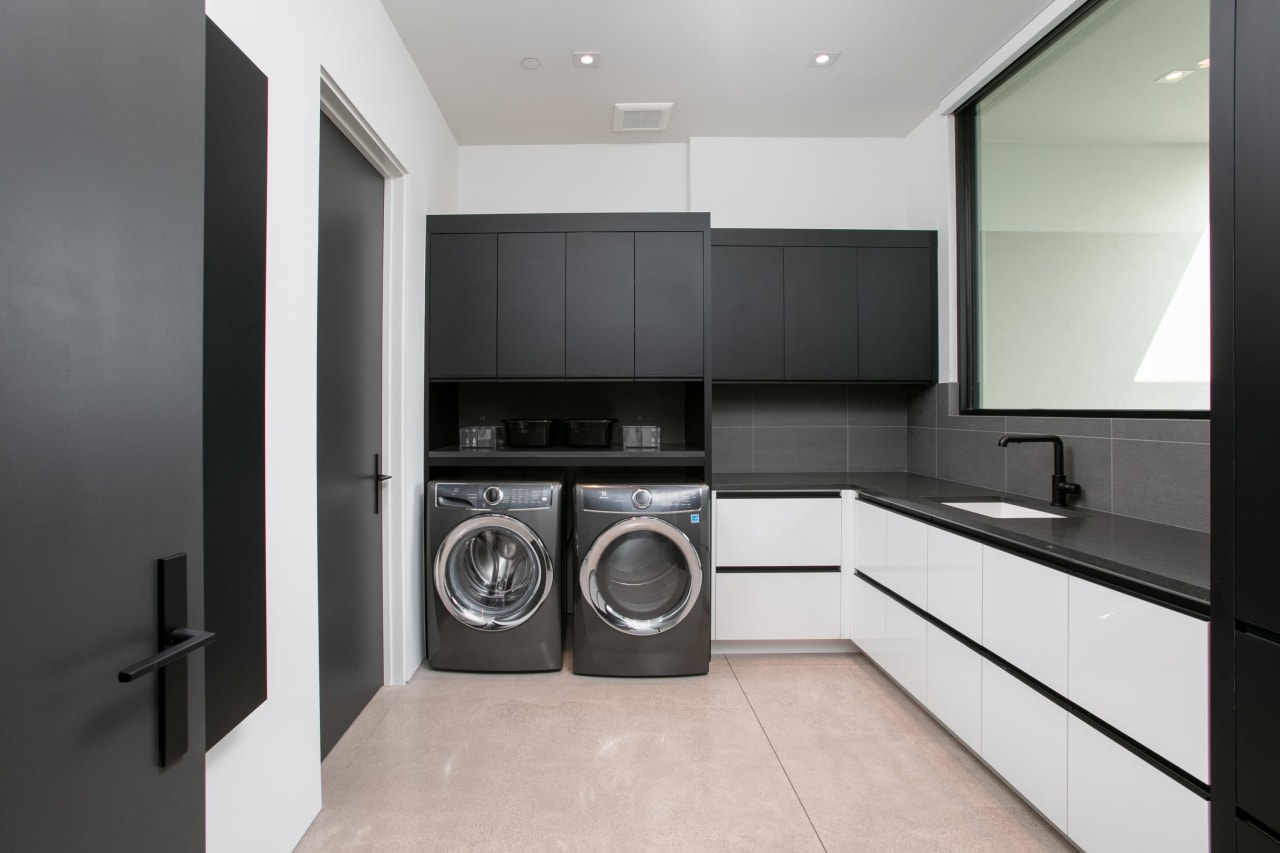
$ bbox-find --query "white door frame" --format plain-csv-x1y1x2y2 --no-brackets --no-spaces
319,68,410,686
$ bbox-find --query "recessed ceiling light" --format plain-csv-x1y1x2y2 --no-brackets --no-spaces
573,52,599,68
809,51,841,67
520,57,541,71
1155,68,1196,83
1198,58,1211,69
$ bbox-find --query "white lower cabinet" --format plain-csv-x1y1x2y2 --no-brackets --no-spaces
1068,577,1209,783
882,596,927,702
850,573,886,661
714,571,842,640
981,660,1068,831
885,510,929,609
982,546,1069,695
926,526,983,642
1066,716,1209,853
925,624,981,753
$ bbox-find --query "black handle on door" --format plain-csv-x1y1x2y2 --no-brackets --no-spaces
116,554,213,766
375,452,392,515
118,628,216,682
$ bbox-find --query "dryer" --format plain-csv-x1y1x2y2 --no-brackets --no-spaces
427,481,562,672
572,482,710,677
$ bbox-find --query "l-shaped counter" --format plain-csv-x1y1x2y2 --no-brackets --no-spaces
709,471,1210,853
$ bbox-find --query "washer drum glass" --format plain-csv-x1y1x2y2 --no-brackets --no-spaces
435,515,553,631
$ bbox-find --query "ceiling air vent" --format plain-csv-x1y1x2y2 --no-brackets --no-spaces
613,102,673,132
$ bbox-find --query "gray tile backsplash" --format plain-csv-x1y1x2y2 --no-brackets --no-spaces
905,383,1210,532
710,385,912,474
711,381,1210,532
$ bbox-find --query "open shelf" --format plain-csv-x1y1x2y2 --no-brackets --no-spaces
427,445,705,468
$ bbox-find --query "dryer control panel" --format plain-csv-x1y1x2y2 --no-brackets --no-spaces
581,485,704,514
435,482,555,510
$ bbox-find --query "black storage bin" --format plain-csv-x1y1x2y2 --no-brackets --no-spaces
503,419,555,448
564,418,614,448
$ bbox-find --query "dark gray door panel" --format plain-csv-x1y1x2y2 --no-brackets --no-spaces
430,233,497,378
498,232,566,377
784,246,859,380
711,246,785,380
858,247,934,381
636,232,704,377
566,231,634,377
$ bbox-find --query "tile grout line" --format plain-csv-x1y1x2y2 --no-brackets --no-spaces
724,656,830,853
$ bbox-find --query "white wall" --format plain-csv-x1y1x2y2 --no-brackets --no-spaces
457,144,689,213
202,1,457,850
902,114,957,381
689,137,909,228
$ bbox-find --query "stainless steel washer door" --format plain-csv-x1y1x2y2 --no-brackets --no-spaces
435,514,553,631
579,517,702,635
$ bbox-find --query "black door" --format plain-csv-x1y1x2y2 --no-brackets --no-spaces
857,247,934,381
635,231,705,377
566,231,634,377
429,233,497,378
784,247,859,379
0,1,208,850
710,245,785,380
317,114,385,759
497,232,566,377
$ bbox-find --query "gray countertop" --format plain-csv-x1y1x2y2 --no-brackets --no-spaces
712,472,1210,616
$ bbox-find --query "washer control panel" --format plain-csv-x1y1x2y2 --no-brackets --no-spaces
435,482,555,510
581,485,704,514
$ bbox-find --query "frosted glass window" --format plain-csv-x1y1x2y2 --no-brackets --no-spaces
964,0,1209,412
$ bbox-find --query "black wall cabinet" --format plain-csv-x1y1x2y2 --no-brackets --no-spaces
710,229,937,383
566,231,633,377
428,214,708,380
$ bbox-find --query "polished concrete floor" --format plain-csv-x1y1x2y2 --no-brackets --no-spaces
296,652,1073,852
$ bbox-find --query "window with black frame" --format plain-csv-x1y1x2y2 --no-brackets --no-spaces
957,0,1209,415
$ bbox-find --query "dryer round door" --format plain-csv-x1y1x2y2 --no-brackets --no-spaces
579,516,703,636
434,514,554,631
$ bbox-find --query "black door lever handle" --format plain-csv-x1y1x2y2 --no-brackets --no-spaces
119,628,216,682
374,452,392,514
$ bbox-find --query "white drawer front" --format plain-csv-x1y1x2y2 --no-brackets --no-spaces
716,497,842,567
883,596,927,702
982,546,1069,695
1067,716,1208,853
926,526,983,642
850,572,887,661
1068,577,1209,782
926,624,982,753
853,500,889,585
885,510,929,609
714,571,842,641
981,660,1068,830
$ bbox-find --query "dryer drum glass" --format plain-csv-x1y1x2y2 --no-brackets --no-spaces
595,531,690,620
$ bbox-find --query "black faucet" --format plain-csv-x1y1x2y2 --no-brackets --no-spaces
997,434,1082,507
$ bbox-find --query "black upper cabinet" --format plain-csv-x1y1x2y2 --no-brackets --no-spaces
498,233,565,377
1236,632,1280,835
710,229,937,383
858,247,934,381
636,231,704,377
566,231,634,377
711,246,784,380
429,233,496,378
785,246,859,380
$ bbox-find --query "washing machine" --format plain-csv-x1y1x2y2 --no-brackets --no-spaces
427,481,562,672
572,482,711,676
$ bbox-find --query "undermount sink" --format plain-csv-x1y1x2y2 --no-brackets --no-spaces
942,501,1065,520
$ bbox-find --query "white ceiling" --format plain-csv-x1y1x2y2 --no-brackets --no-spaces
380,0,1057,146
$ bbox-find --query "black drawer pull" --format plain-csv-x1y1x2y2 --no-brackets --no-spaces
118,628,216,682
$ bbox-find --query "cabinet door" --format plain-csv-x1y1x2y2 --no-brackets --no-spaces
926,624,982,752
566,231,633,377
635,231,704,376
1068,577,1208,782
714,571,842,641
497,232,565,377
927,526,983,642
429,233,497,377
981,660,1068,830
710,245,784,380
857,247,934,381
982,546,1068,695
783,246,858,380
1238,632,1280,835
883,596,927,702
854,499,889,586
715,496,841,567
850,573,887,662
885,510,928,609
1067,716,1209,853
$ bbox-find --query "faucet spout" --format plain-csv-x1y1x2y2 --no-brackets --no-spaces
997,434,1079,507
